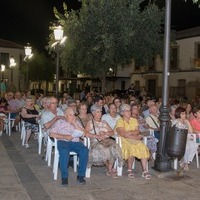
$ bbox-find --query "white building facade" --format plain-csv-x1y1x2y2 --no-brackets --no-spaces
0,39,25,92
130,27,200,100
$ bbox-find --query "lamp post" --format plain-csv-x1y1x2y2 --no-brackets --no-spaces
154,0,172,172
9,56,16,82
53,25,65,98
24,43,33,90
0,64,5,79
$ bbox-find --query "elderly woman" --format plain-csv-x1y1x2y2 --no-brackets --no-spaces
115,104,150,179
172,107,198,171
21,96,40,148
85,104,123,178
49,107,89,186
190,105,200,134
131,103,157,157
76,102,92,128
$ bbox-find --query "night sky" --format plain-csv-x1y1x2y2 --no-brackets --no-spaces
0,0,81,51
0,0,200,51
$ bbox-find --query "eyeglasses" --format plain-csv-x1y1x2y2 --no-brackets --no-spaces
51,102,58,104
124,110,131,112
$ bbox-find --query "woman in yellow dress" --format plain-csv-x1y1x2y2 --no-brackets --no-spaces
115,104,151,179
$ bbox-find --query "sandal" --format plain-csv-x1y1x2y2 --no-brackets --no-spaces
179,162,185,168
127,170,134,179
106,170,118,178
142,171,151,180
184,164,189,171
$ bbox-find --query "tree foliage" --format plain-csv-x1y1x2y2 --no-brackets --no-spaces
22,50,55,82
58,0,164,76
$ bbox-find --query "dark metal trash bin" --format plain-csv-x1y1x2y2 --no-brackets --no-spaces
166,126,188,158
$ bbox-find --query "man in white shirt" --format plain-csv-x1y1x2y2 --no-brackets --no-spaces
145,105,160,140
40,97,65,133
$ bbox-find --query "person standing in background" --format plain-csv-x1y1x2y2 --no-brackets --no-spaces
0,80,7,98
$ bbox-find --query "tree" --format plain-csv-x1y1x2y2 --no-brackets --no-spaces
52,0,164,94
21,50,55,93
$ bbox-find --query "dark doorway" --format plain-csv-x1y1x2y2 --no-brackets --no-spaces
148,79,156,97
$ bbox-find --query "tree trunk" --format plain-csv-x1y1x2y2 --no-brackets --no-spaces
101,76,106,95
45,81,48,96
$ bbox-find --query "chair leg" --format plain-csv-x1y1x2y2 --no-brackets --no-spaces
53,150,59,180
196,151,199,168
174,158,178,170
117,166,123,176
85,167,91,178
38,133,43,155
21,128,26,146
46,142,53,166
73,154,77,172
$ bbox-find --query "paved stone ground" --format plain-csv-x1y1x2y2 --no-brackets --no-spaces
1,131,200,200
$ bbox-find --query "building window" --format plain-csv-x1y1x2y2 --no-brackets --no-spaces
61,84,64,92
195,42,200,58
177,79,186,96
135,80,140,88
135,65,140,70
121,81,125,90
0,53,9,68
148,57,155,71
193,42,200,68
170,46,178,70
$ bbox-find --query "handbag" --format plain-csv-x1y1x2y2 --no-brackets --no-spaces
91,119,115,147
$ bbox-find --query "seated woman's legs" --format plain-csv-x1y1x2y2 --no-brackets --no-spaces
127,156,134,170
141,158,148,172
25,129,31,148
127,156,135,178
141,158,151,179
0,118,4,136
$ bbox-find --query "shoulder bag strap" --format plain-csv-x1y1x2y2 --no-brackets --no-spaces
149,116,159,129
77,115,85,129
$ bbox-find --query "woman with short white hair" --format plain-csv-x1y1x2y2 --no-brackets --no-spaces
116,104,150,179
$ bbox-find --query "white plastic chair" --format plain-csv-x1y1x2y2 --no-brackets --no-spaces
4,113,15,136
190,133,199,168
37,124,44,154
85,137,123,178
45,136,80,180
173,133,199,169
53,138,78,180
114,134,150,175
21,121,26,146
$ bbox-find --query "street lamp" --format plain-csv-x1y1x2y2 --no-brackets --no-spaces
9,56,16,82
154,0,172,172
52,25,67,97
24,43,33,90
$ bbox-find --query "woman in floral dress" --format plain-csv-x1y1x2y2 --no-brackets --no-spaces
85,104,123,178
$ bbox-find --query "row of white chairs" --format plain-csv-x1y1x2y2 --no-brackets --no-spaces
20,124,200,180
47,133,150,180
4,113,17,136
21,120,46,154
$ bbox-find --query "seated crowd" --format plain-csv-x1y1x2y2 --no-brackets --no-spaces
2,90,200,187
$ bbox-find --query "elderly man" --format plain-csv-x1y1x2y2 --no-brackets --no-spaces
40,97,65,132
6,92,23,132
49,107,88,186
145,105,160,140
